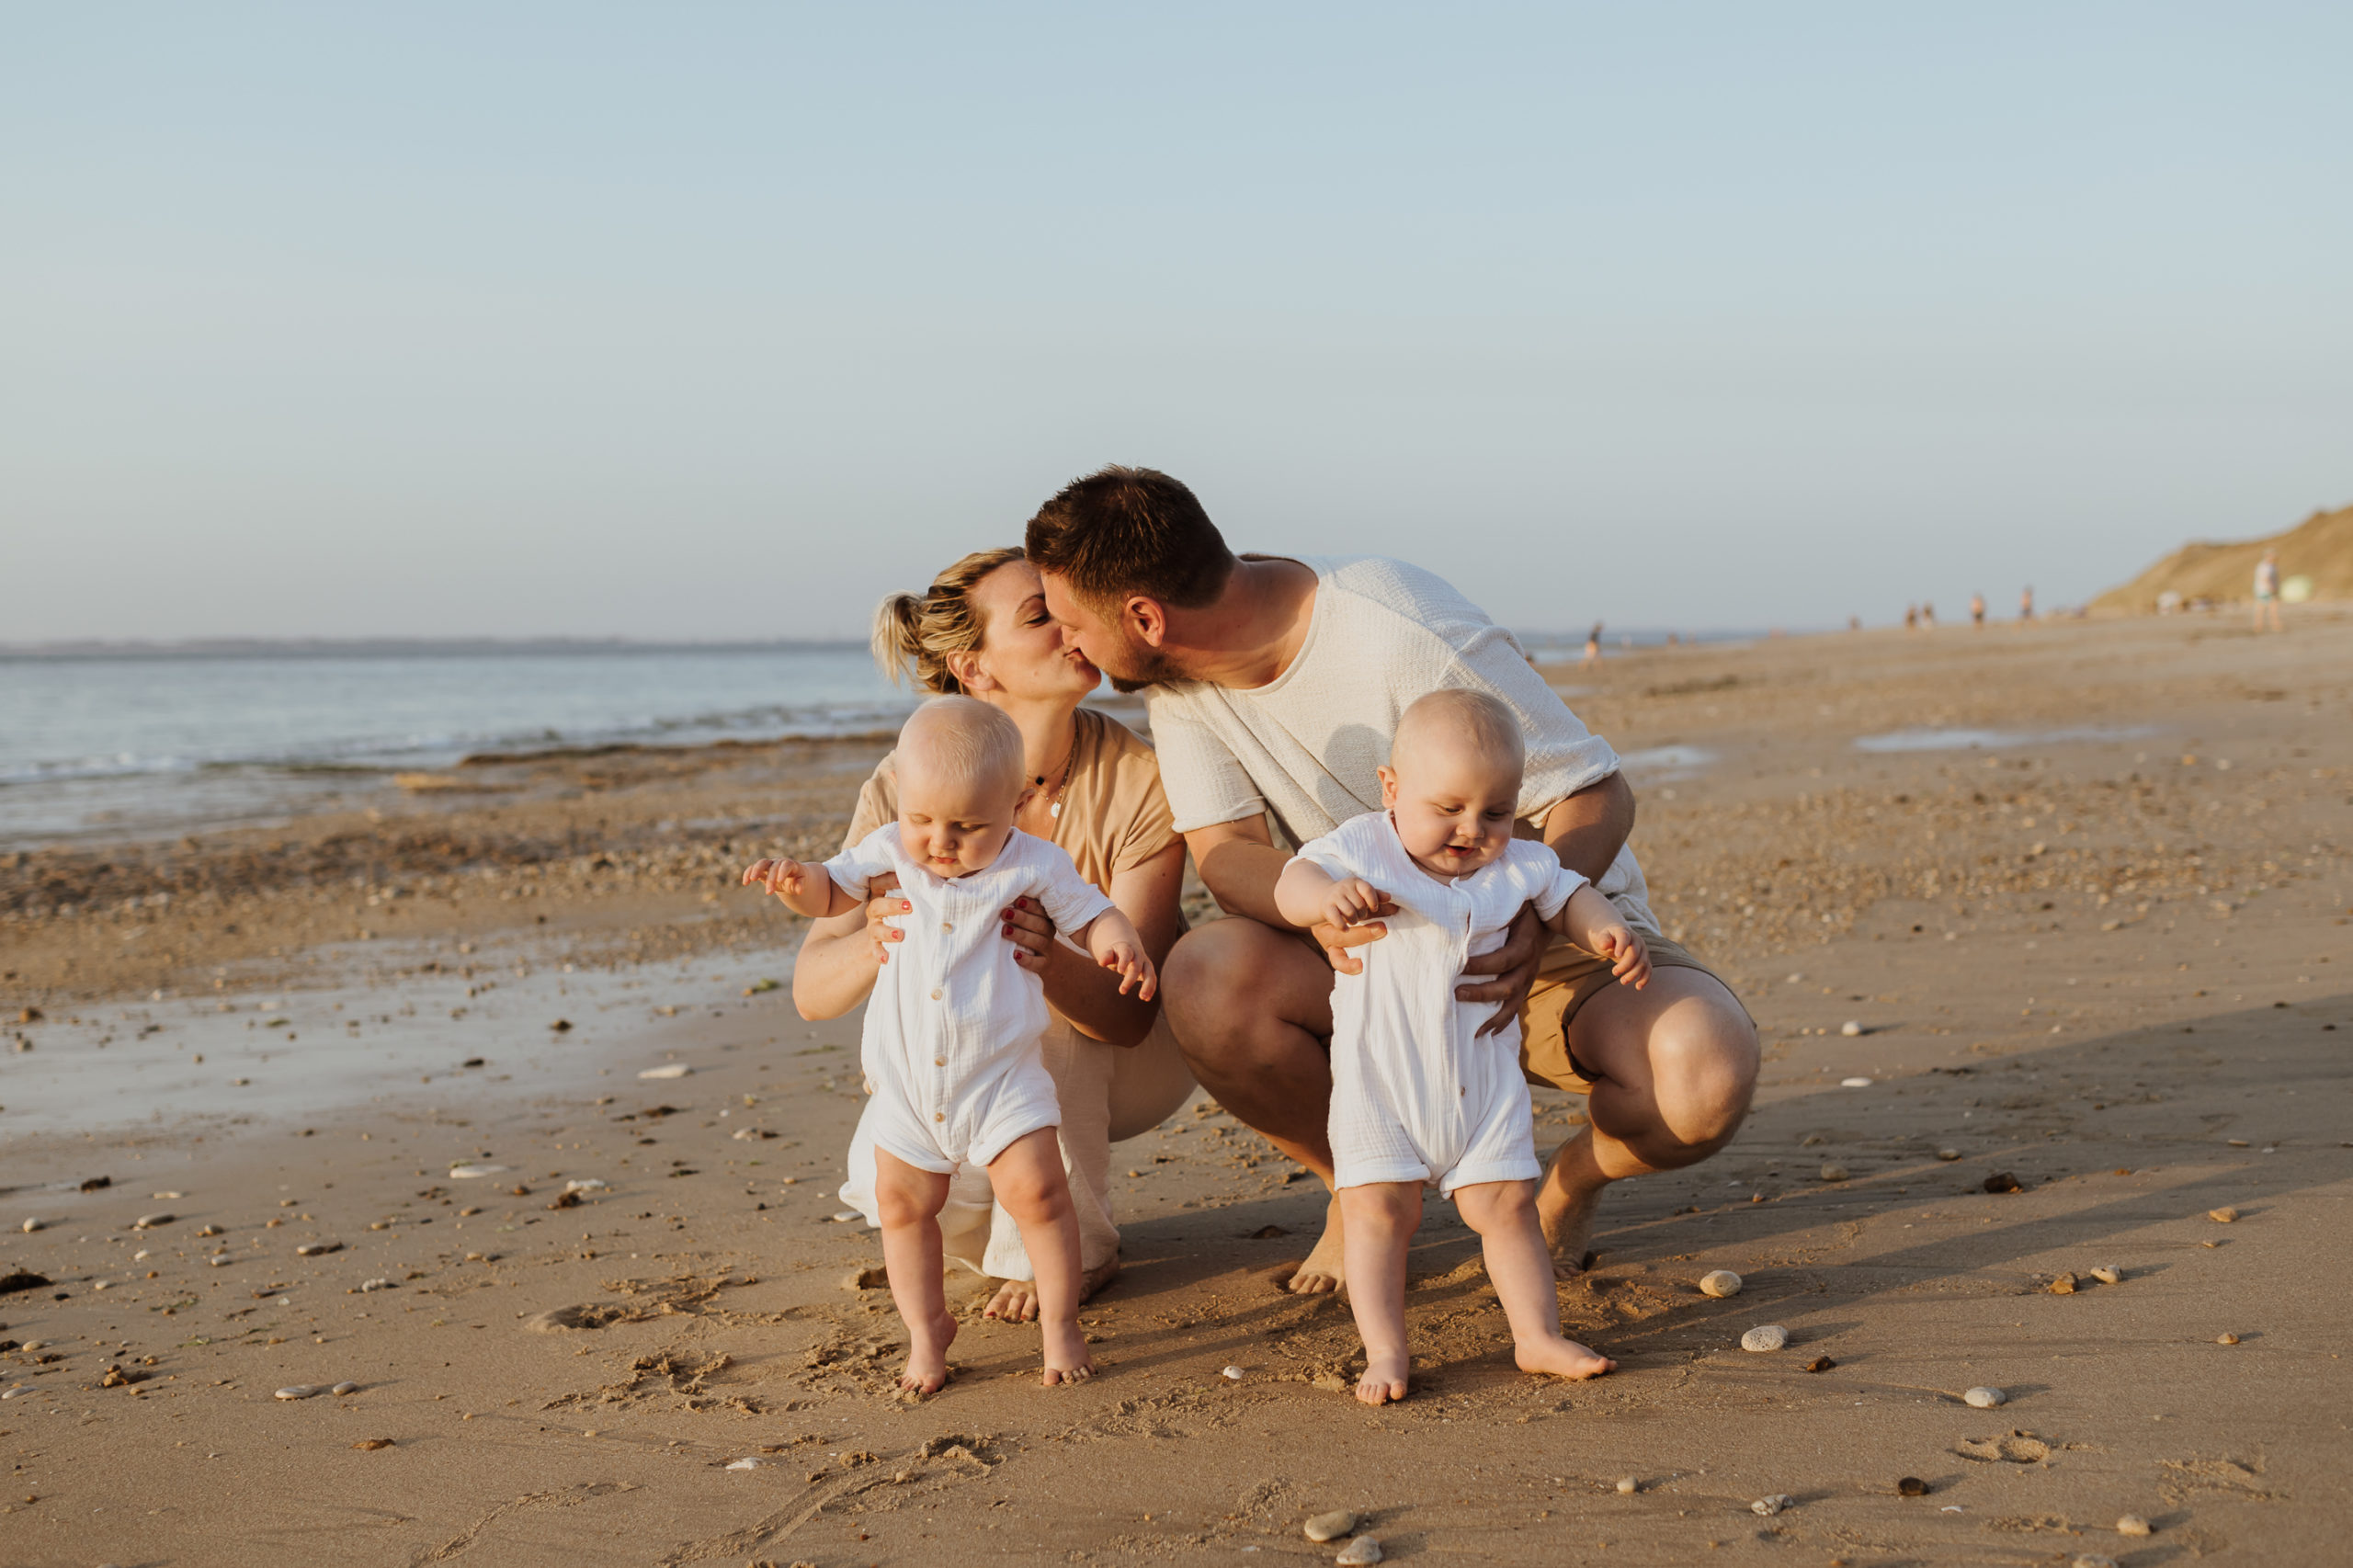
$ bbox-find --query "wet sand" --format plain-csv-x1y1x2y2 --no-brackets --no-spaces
4,612,2350,1566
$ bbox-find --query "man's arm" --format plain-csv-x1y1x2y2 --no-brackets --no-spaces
1187,813,1393,973
1454,769,1637,1033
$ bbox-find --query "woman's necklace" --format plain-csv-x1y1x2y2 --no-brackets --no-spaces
1032,729,1077,822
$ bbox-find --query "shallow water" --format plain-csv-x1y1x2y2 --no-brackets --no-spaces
1851,723,2160,754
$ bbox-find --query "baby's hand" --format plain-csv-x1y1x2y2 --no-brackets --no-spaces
1589,921,1652,990
1322,877,1387,930
1098,940,1158,1002
740,858,808,902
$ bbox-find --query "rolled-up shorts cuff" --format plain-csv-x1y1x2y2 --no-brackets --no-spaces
1437,1155,1543,1198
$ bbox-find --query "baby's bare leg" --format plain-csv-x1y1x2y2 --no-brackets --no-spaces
873,1149,959,1395
1339,1181,1421,1405
1452,1179,1615,1381
985,1128,1093,1385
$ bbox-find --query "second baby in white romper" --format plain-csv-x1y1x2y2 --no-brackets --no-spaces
824,820,1117,1194
1294,809,1587,1196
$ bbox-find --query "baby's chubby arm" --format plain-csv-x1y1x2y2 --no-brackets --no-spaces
1546,883,1652,990
1068,907,1157,1001
1274,858,1386,934
740,858,862,920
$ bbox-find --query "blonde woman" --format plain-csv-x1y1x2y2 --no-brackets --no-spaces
793,548,1194,1318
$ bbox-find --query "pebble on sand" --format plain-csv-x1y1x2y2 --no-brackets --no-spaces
1335,1537,1383,1566
2090,1265,2123,1285
1802,1356,1836,1373
2073,1556,2120,1568
1750,1494,1794,1517
353,1438,394,1451
1840,1022,1865,1038
2215,1333,2240,1345
332,1381,359,1395
1818,1164,1851,1182
639,1063,692,1080
1699,1269,1743,1298
1936,1149,1961,1161
2117,1515,2153,1536
17,1219,40,1233
1615,1477,1638,1494
1302,1510,1357,1542
1963,1386,2006,1408
829,1210,859,1223
132,1213,174,1230
449,1165,508,1179
2208,1207,2239,1223
2049,1272,2079,1295
1222,1365,1245,1381
274,1385,322,1400
1983,1172,2022,1194
1740,1324,1789,1353
1897,1476,1930,1496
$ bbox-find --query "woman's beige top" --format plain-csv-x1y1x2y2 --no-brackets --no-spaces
840,707,1176,895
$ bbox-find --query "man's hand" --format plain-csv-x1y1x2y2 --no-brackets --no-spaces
1311,889,1398,973
1456,903,1545,1036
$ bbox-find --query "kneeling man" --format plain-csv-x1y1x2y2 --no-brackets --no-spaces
1025,466,1758,1288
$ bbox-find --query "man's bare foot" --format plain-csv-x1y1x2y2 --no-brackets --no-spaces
899,1307,959,1396
1040,1319,1095,1385
1355,1348,1409,1405
985,1252,1120,1322
1516,1334,1616,1381
1539,1170,1605,1281
1284,1196,1347,1294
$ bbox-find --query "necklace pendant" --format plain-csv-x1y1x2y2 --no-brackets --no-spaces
1049,800,1062,819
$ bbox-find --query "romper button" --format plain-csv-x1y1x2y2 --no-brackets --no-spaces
1460,1085,1468,1096
934,1057,947,1066
930,988,943,1000
940,920,953,932
934,1111,946,1122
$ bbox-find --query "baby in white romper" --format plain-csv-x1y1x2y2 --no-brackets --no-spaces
1275,689,1650,1404
741,697,1155,1393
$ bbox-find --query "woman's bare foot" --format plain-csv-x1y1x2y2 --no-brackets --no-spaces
985,1252,1120,1322
900,1306,960,1396
1355,1348,1409,1405
1285,1196,1347,1295
1040,1320,1095,1385
1515,1334,1616,1381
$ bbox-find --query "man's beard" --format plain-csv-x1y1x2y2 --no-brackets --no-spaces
1103,641,1186,695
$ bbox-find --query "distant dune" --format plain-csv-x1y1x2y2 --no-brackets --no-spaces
2092,500,2353,613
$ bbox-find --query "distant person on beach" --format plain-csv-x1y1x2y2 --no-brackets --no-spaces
1971,593,1985,628
744,699,1157,1392
1025,466,1758,1295
1274,690,1636,1403
1921,601,1937,630
791,548,1197,1327
2018,585,2034,622
1581,621,1603,666
1904,604,1918,631
2253,550,2284,632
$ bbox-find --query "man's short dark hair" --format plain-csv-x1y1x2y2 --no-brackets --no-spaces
1023,466,1236,610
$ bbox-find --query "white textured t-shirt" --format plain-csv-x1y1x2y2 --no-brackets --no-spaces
1147,555,1656,931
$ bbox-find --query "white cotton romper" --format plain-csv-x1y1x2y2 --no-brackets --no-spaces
826,823,1117,1212
1295,811,1587,1197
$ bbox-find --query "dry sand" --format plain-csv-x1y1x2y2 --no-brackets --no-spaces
3,611,2350,1566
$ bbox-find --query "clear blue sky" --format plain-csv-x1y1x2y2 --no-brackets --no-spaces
6,4,2347,641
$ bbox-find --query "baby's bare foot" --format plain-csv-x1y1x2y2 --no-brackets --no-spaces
1285,1196,1347,1295
1040,1320,1095,1386
898,1307,959,1396
987,1253,1120,1323
1355,1348,1409,1406
1516,1334,1616,1381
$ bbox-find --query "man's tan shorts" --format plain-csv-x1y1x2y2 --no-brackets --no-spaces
1518,931,1732,1095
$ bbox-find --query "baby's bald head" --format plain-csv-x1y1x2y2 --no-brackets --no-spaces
897,696,1027,806
1392,688,1525,781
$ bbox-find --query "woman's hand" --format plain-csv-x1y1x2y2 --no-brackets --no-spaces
862,871,907,965
1000,895,1057,974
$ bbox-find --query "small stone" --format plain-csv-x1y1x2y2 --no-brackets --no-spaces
2090,1265,2122,1285
2208,1207,2238,1223
1937,1148,1961,1161
830,1210,860,1223
1840,1023,1864,1039
17,1219,39,1234
639,1063,692,1080
1897,1476,1929,1496
1335,1537,1382,1566
359,1278,395,1292
353,1437,393,1450
1302,1509,1357,1542
1615,1477,1638,1494
2117,1514,2152,1536
564,1178,608,1193
1818,1164,1850,1182
1750,1494,1793,1517
1984,1172,2022,1194
295,1243,343,1256
449,1165,508,1179
2074,1556,2119,1568
1963,1386,2006,1408
331,1381,359,1395
1741,1324,1789,1353
1222,1365,1245,1381
1699,1269,1743,1298
2049,1272,2078,1295
132,1213,174,1230
726,1456,764,1471
549,1019,572,1032
2215,1333,2239,1345
274,1385,321,1400
1802,1356,1835,1373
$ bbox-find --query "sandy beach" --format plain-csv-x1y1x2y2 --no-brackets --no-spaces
5,611,2349,1567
